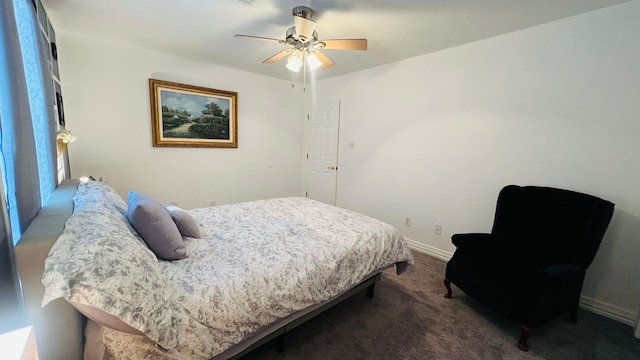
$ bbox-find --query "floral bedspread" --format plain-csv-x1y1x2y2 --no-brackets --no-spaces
90,196,412,359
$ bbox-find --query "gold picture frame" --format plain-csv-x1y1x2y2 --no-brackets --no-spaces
149,79,238,148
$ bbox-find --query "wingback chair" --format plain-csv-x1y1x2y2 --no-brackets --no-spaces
443,185,614,351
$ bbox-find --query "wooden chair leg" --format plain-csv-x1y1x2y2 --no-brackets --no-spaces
444,278,452,298
518,326,532,352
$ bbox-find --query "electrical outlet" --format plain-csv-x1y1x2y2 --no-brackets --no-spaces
434,223,442,236
404,217,411,227
210,199,217,206
348,141,355,149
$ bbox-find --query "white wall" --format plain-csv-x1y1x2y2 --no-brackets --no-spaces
313,1,640,323
56,2,640,326
57,34,305,209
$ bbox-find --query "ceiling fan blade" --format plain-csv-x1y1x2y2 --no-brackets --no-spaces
293,16,316,42
263,49,292,64
314,50,336,69
321,39,368,51
234,34,285,44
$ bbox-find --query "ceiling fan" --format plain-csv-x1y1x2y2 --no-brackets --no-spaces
234,5,367,73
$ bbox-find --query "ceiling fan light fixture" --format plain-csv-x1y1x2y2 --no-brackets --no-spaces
307,52,322,71
286,51,303,72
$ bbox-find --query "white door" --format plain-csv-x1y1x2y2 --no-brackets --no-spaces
306,99,340,205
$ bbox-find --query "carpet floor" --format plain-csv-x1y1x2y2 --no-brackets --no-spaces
240,250,640,360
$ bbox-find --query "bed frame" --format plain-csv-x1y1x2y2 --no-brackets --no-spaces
226,273,380,359
15,179,83,359
14,180,383,360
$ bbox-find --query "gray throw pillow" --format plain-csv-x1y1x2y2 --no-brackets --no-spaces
165,205,201,238
127,191,186,260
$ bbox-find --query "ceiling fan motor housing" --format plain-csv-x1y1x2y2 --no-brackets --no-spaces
291,6,317,43
285,26,318,46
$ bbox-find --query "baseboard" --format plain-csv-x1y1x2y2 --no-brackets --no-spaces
579,296,637,327
405,238,639,329
405,238,452,261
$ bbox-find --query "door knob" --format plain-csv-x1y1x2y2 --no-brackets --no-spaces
328,166,337,170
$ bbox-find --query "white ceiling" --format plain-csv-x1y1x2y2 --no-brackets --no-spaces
41,0,631,81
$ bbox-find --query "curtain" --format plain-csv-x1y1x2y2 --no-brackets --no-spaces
0,0,55,241
0,154,25,333
0,0,58,333
20,0,57,202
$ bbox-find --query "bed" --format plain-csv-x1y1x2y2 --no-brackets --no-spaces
19,180,413,359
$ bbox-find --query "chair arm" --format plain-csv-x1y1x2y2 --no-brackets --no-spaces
528,265,585,292
451,233,496,251
522,265,586,326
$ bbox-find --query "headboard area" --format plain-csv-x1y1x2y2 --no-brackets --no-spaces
15,179,82,360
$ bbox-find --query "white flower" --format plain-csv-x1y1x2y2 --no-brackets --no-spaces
56,130,77,144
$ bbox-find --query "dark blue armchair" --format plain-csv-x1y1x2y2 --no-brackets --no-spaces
444,185,614,351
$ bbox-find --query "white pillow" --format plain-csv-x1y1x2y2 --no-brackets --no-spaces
42,181,178,349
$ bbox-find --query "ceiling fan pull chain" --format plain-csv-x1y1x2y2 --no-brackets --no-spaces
303,58,307,92
291,70,295,88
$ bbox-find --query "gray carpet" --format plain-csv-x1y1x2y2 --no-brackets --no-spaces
240,251,640,360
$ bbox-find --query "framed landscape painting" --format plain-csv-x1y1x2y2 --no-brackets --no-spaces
149,79,238,148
